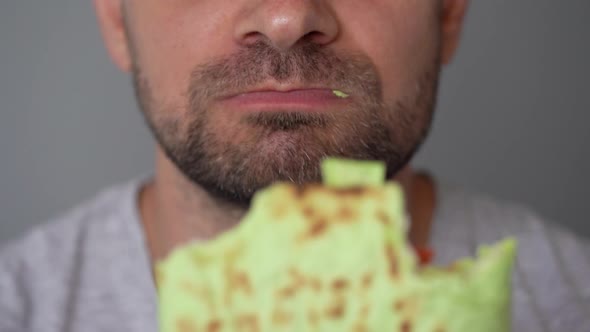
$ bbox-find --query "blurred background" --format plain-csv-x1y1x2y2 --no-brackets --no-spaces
1,1,589,245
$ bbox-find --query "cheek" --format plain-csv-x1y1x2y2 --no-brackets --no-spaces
129,0,236,111
339,2,440,103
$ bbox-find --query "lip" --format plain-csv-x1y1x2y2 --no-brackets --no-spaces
219,87,350,112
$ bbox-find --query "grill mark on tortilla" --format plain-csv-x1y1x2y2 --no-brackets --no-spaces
272,204,288,219
297,184,367,197
235,314,259,332
309,277,322,292
206,319,222,332
362,272,374,289
176,317,198,332
302,206,315,218
337,206,356,221
308,219,328,238
272,309,292,325
326,301,346,319
333,187,366,196
385,244,399,278
277,268,307,298
233,271,253,294
394,299,406,312
332,278,349,291
376,210,390,226
224,267,253,306
180,280,215,312
354,322,369,332
277,285,297,299
401,320,412,332
293,185,307,198
289,268,306,286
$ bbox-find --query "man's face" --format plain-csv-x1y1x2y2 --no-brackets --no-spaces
113,1,452,204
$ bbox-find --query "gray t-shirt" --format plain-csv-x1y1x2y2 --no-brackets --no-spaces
1,179,589,332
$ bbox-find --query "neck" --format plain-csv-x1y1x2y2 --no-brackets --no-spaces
140,149,247,262
140,149,436,263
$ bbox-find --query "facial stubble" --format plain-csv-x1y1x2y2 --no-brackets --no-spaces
131,41,440,206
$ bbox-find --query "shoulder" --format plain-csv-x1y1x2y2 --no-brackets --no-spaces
436,181,589,245
436,181,590,276
0,179,142,265
0,179,143,330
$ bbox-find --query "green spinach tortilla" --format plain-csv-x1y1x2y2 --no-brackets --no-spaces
157,159,516,332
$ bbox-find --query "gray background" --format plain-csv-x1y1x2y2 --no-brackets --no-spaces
1,1,589,245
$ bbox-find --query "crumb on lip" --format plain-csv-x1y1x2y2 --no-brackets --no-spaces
332,90,350,99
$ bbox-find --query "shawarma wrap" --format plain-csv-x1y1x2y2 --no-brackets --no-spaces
157,159,516,332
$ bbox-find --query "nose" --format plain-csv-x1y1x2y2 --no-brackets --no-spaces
234,0,339,51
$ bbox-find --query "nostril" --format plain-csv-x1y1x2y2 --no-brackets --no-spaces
302,30,334,45
242,31,265,45
235,4,339,51
304,31,320,39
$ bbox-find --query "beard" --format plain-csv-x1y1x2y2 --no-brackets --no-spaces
132,41,440,206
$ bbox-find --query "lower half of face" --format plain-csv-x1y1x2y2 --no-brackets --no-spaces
129,4,441,205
